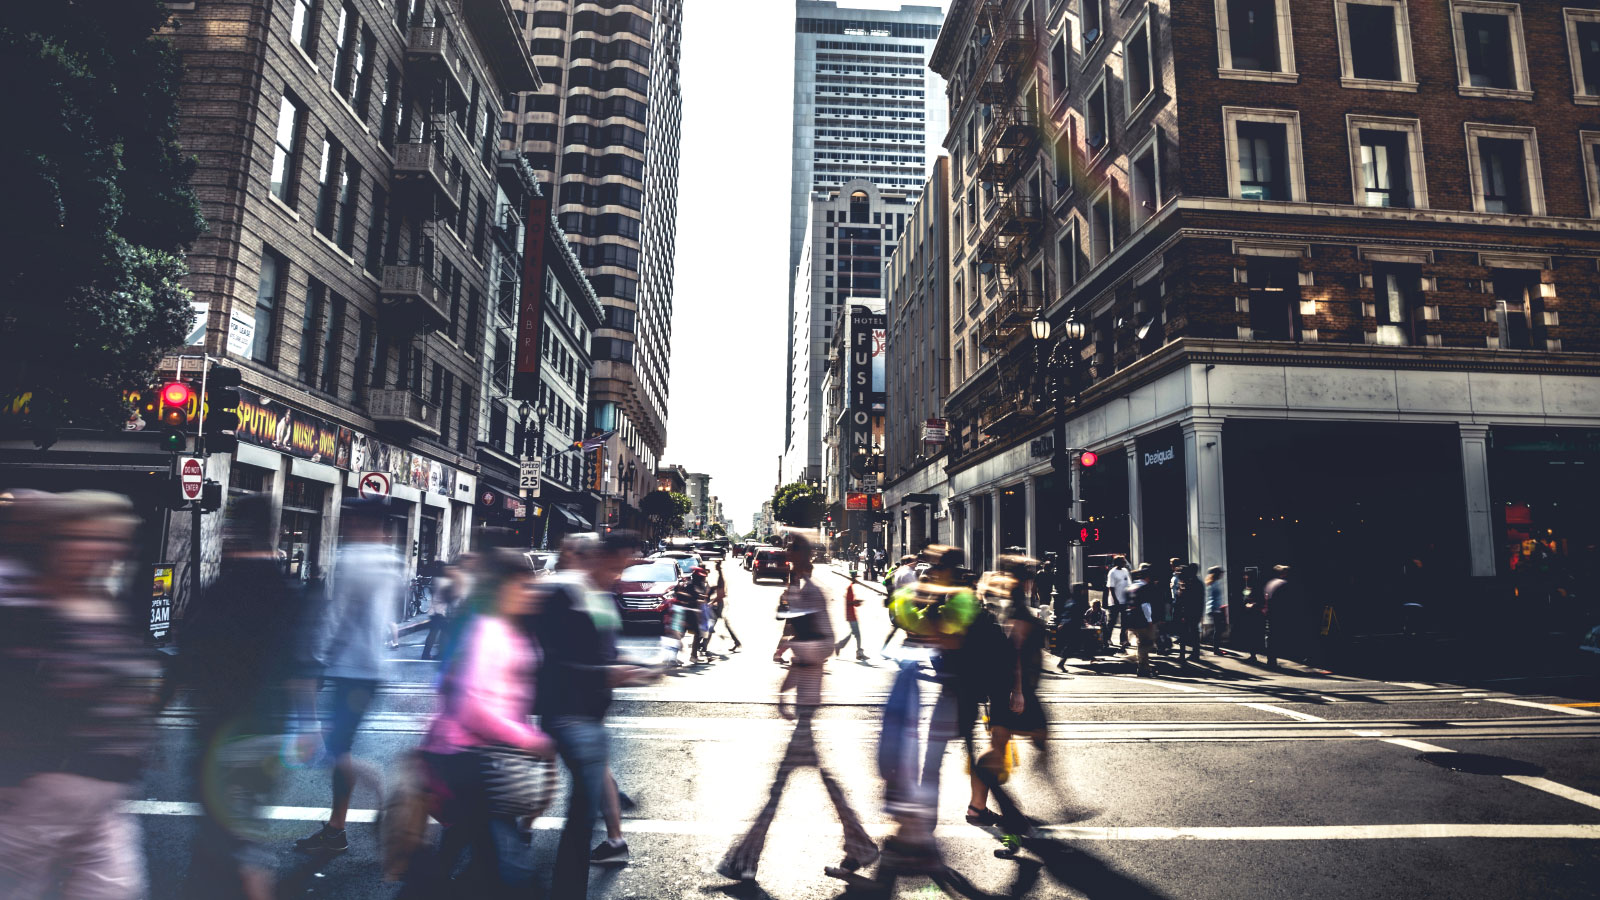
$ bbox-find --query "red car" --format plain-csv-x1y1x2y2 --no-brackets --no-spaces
614,559,684,631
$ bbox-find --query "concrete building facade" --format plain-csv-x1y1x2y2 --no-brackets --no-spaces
786,1,948,457
785,179,914,484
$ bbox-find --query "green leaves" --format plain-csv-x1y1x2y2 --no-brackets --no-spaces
771,482,826,528
641,490,693,531
0,0,202,440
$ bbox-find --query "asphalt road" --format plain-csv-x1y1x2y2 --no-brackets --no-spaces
138,560,1600,899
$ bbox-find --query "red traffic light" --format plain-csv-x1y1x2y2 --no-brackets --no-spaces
1079,450,1098,468
160,382,194,408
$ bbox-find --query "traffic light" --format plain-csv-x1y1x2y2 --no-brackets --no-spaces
204,366,242,455
200,479,223,513
1079,450,1098,468
158,381,194,427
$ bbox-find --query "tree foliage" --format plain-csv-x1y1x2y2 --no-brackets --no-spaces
640,490,692,532
707,523,726,538
0,0,204,442
771,481,826,528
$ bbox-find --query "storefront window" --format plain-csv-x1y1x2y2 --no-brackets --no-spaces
1490,428,1600,601
419,507,441,567
279,477,325,583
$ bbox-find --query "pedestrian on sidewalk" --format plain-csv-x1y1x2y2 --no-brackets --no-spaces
412,550,554,898
719,536,878,883
835,580,867,660
295,497,406,856
534,531,657,895
0,491,156,900
175,493,308,900
1203,566,1230,656
1174,563,1205,663
1125,565,1160,676
688,566,714,663
1260,565,1292,668
1104,557,1131,650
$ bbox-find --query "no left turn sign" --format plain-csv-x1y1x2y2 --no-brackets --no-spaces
359,471,392,499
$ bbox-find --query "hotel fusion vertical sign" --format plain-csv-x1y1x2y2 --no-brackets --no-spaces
849,307,887,477
513,192,550,402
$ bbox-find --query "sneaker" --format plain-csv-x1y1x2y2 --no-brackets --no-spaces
294,823,347,853
590,839,630,867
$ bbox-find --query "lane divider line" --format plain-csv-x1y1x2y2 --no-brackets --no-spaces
1240,703,1327,723
1381,738,1456,754
1488,698,1600,717
1501,777,1600,812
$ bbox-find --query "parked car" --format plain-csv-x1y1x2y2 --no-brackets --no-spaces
614,559,684,631
524,550,558,574
752,547,791,584
652,552,700,579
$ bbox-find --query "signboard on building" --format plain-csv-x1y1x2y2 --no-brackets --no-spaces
236,387,353,468
849,308,887,469
922,418,947,443
513,192,550,402
521,456,542,495
358,471,392,498
226,308,255,357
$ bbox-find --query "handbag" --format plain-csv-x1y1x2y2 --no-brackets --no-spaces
475,744,556,819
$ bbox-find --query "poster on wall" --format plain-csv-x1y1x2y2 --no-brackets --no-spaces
1138,425,1187,566
150,565,174,640
349,433,458,496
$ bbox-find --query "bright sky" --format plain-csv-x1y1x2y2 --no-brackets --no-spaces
663,0,947,531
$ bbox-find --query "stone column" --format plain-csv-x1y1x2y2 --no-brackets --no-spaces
1125,441,1143,565
990,489,1003,568
1459,424,1496,577
1182,417,1228,587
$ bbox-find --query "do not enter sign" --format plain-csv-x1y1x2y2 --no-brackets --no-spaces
180,457,204,501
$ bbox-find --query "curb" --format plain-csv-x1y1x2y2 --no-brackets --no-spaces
822,564,887,596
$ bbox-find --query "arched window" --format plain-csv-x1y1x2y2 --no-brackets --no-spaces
849,191,869,223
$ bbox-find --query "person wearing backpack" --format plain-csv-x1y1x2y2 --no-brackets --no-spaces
1124,565,1160,677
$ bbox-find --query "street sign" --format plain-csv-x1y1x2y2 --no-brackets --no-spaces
521,456,541,496
921,418,947,443
358,471,392,499
179,457,203,501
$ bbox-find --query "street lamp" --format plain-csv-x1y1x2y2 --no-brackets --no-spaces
1033,312,1090,602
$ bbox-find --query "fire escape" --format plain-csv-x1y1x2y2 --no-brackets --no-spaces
957,8,1046,451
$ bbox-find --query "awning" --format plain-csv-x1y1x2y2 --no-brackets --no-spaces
554,506,592,530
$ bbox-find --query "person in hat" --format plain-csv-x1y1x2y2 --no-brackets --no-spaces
295,497,406,855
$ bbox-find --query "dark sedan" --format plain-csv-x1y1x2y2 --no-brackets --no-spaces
614,560,684,631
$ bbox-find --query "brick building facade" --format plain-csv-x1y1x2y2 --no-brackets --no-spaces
918,0,1600,633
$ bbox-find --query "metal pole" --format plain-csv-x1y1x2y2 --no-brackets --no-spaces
190,359,210,610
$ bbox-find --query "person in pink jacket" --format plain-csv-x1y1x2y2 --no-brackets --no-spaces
416,551,553,898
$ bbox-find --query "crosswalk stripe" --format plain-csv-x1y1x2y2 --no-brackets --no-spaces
118,803,1600,842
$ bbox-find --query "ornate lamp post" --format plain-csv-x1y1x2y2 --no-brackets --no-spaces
1032,311,1089,595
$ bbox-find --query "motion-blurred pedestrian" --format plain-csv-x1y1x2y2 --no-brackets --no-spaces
176,493,307,900
1104,557,1131,649
834,580,867,660
535,531,656,895
710,559,741,652
0,490,155,900
969,556,1050,829
295,497,406,855
1174,563,1205,663
411,550,554,898
1125,565,1160,677
1203,566,1230,656
719,536,877,883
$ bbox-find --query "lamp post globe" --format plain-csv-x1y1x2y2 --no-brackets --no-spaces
1063,318,1087,342
1029,311,1051,342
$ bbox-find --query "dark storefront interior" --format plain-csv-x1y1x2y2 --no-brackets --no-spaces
1489,427,1600,632
1223,420,1469,635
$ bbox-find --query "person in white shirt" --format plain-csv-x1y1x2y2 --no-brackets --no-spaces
1103,557,1132,650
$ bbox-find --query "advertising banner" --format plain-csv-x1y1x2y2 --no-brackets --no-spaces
236,387,352,469
349,434,458,496
513,192,549,402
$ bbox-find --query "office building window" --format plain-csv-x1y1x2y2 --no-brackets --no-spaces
252,248,286,365
1085,73,1108,153
353,312,374,405
1058,220,1081,289
1125,13,1154,111
320,293,344,395
1491,268,1545,350
1246,255,1301,341
1089,187,1113,264
1451,3,1529,96
314,135,339,237
1082,0,1103,49
1583,133,1600,217
1566,9,1600,99
1371,263,1421,346
1050,38,1069,101
1130,134,1159,227
291,0,319,54
1216,0,1295,76
1466,125,1542,215
1225,108,1304,201
335,158,360,252
1349,120,1425,208
269,92,303,204
364,184,387,275
299,280,327,385
1336,1,1414,86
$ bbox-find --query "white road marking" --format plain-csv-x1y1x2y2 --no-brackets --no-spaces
1502,777,1600,812
1382,738,1455,754
119,803,1600,841
1241,703,1326,723
1488,698,1600,717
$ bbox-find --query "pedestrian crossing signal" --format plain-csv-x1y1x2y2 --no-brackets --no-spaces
1079,450,1098,467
